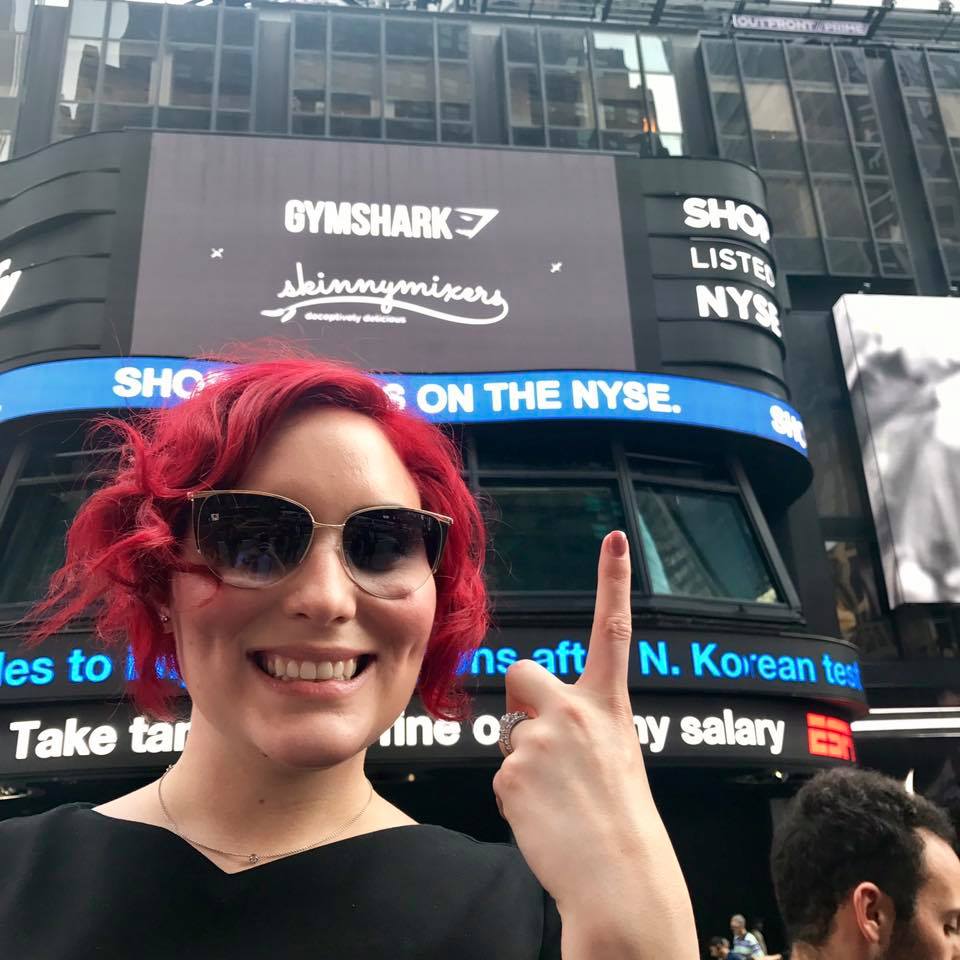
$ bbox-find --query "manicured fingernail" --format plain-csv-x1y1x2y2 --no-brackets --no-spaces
609,531,628,556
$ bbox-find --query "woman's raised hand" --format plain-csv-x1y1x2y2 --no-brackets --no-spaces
492,531,697,959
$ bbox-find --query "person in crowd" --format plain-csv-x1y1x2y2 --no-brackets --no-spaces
751,919,769,954
771,767,960,960
0,354,697,958
709,936,733,958
731,915,765,957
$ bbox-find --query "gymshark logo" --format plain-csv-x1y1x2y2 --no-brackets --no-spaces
0,259,21,315
284,201,499,240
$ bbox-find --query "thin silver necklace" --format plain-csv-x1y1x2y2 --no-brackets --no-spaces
157,765,375,866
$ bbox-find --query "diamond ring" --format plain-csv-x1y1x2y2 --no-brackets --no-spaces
499,711,531,756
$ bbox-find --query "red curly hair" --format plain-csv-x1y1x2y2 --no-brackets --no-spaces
25,355,488,721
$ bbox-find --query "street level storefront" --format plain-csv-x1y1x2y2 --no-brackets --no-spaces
0,131,860,941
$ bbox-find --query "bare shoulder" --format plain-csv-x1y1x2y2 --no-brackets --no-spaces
93,781,166,828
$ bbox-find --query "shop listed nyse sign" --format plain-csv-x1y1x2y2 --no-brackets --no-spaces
0,358,808,456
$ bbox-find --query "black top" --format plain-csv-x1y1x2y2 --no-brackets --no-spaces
0,804,563,959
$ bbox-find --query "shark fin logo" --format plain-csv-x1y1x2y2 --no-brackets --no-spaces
0,259,22,315
451,208,499,239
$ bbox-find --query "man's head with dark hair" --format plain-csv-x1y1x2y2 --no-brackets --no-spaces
771,767,960,959
708,936,730,958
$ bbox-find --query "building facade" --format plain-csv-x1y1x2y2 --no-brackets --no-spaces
1,0,959,947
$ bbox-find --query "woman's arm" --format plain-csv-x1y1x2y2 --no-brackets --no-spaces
493,532,698,960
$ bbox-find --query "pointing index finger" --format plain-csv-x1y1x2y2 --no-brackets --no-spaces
577,530,633,695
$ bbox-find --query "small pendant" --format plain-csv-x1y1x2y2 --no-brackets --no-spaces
248,853,260,865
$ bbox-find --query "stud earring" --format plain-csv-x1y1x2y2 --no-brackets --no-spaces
159,613,170,624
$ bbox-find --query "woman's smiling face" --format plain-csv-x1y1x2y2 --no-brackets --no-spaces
168,407,438,770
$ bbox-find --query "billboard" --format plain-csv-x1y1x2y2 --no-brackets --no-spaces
0,694,855,776
132,135,636,372
0,358,810,455
834,294,960,605
0,627,863,707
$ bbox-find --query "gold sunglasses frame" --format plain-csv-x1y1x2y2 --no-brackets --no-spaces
187,489,453,598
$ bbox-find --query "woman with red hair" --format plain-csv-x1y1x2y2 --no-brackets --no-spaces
0,356,695,958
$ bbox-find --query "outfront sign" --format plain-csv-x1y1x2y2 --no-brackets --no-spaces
0,694,856,777
132,135,636,372
0,627,863,708
0,357,809,455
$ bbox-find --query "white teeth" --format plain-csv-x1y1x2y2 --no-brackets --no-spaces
261,655,363,683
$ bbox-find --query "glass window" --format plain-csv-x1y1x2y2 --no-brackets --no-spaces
797,90,847,141
509,65,543,127
69,0,106,39
161,47,214,108
907,97,946,146
787,46,833,85
386,20,432,58
633,483,781,603
223,10,255,47
712,89,748,137
216,111,249,132
439,61,471,123
836,48,868,87
484,485,625,591
292,115,324,136
167,7,217,45
846,94,880,143
938,91,960,143
639,35,669,74
545,67,593,130
332,16,380,55
930,180,960,243
930,52,960,91
157,107,210,130
593,32,639,72
219,49,252,111
386,58,435,140
505,27,537,65
746,82,795,133
598,70,644,132
101,41,158,104
703,39,738,78
865,181,903,241
292,51,325,115
739,42,786,81
895,51,928,90
646,72,681,137
816,179,868,237
437,23,468,60
826,541,898,659
766,174,819,237
0,30,23,98
0,445,101,605
295,13,326,52
541,29,587,68
330,56,380,137
859,144,887,176
107,2,161,42
61,38,101,102
97,103,152,130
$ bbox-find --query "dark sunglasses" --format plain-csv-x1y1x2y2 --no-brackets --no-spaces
187,490,452,599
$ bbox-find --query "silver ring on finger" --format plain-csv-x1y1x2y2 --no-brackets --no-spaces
499,711,531,756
